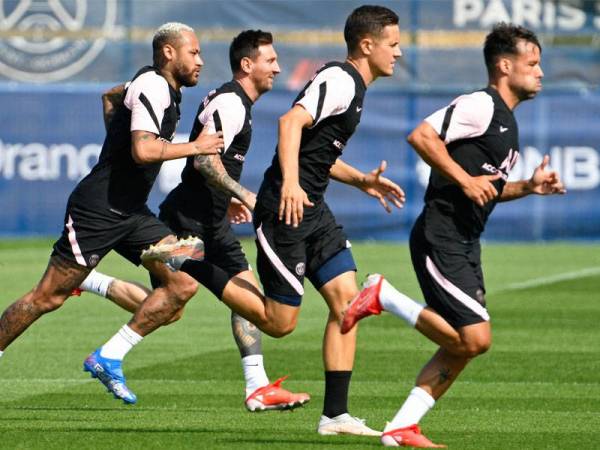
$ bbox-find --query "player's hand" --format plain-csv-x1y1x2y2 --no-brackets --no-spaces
461,172,502,207
359,160,406,213
278,181,314,227
227,198,253,224
192,128,224,155
528,155,567,195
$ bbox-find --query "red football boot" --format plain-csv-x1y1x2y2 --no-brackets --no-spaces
381,424,446,448
341,274,384,334
245,376,310,412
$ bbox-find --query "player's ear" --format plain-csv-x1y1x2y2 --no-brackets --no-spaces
497,56,512,76
240,56,253,74
358,36,374,56
162,44,176,63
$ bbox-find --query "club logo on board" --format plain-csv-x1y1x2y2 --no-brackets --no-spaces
0,0,117,82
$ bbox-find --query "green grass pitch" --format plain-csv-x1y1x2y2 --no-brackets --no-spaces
0,239,599,449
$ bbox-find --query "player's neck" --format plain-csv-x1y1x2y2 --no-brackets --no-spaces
488,81,520,110
160,68,182,93
235,76,259,103
346,56,375,86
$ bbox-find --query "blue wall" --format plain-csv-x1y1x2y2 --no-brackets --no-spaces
0,0,598,240
1,85,598,240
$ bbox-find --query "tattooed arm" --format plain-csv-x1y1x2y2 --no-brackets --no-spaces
193,154,256,211
102,84,125,131
131,130,223,164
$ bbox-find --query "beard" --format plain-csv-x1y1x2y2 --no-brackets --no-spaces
174,61,198,87
514,82,541,102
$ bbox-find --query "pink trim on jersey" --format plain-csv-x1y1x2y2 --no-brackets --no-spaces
425,255,489,321
256,224,304,296
66,215,87,267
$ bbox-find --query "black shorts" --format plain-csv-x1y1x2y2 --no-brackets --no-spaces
409,215,489,329
158,207,249,298
253,201,356,307
52,201,172,268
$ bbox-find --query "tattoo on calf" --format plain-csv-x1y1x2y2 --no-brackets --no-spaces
231,313,262,357
438,367,452,384
0,296,42,348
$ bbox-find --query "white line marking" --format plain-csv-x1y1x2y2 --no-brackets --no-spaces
493,266,600,294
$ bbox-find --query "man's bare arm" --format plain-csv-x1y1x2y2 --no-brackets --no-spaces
330,159,405,212
499,155,566,202
131,130,223,164
407,121,500,207
193,154,256,210
102,84,125,131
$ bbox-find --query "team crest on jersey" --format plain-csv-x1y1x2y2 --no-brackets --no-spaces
295,262,305,276
88,254,100,267
0,0,117,82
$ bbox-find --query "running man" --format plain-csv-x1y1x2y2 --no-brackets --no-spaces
0,23,223,405
80,30,309,411
342,23,566,447
146,5,406,435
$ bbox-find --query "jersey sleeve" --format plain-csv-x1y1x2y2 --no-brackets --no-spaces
124,72,171,135
197,92,245,152
424,91,494,144
295,66,355,127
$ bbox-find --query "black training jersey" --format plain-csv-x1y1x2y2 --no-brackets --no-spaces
420,86,519,242
258,61,367,211
160,80,253,228
70,66,181,215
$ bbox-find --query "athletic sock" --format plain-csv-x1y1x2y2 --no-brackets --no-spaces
99,325,143,360
80,269,114,298
0,350,3,359
379,278,424,327
322,370,352,418
384,386,435,431
242,354,269,397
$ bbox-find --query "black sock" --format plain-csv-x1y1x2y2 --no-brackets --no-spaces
322,370,352,418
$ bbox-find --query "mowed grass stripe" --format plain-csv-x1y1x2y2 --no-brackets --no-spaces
0,239,599,449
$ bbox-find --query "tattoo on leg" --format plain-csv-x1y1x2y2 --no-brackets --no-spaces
231,312,262,357
0,256,87,349
133,295,178,335
49,256,89,293
0,296,41,349
438,367,452,384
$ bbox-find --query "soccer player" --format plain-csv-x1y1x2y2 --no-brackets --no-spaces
146,5,406,435
342,23,566,447
0,23,224,404
80,30,309,411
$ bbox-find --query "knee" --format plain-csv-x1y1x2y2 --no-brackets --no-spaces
165,276,198,306
265,320,297,338
166,308,185,325
330,290,360,322
32,290,67,313
462,338,491,358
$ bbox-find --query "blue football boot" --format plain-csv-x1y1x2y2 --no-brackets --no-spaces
83,349,137,404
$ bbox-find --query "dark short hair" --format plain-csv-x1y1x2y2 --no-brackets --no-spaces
344,5,399,53
484,23,542,75
229,29,273,73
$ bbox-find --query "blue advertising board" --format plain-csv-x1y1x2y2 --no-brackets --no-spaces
0,0,598,240
1,85,598,240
